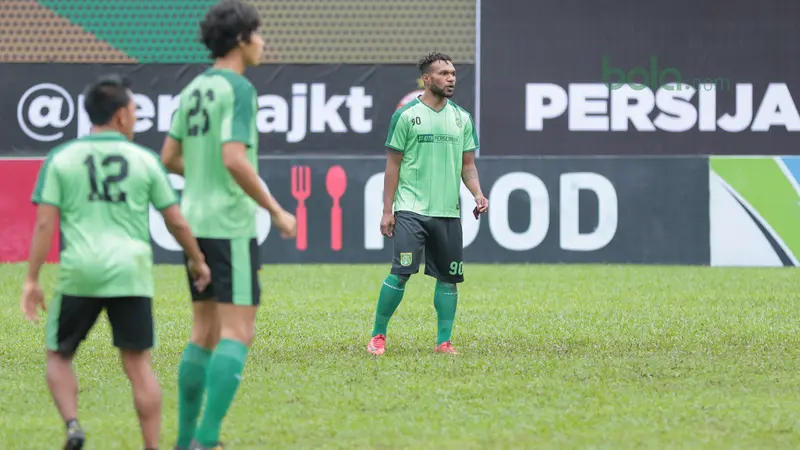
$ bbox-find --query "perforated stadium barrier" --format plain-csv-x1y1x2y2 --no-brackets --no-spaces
0,0,137,62
1,0,475,63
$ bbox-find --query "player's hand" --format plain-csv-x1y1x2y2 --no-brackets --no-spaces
474,194,489,216
21,279,46,323
187,258,211,293
380,212,396,237
273,209,298,239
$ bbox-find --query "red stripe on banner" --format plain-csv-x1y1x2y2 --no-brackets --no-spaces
0,159,59,263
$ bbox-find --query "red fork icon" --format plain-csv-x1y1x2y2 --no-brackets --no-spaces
290,165,311,250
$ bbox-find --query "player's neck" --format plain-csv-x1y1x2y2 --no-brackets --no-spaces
91,125,122,135
213,54,246,74
420,91,447,112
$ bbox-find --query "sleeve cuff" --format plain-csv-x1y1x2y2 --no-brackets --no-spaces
221,138,253,147
154,199,179,211
31,199,60,207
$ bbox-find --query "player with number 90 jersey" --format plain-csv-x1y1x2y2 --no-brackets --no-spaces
168,68,259,240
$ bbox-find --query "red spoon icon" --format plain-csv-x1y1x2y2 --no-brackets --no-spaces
325,165,347,251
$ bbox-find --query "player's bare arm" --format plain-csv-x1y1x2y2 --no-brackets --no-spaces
161,136,184,175
21,204,58,322
222,142,297,238
161,204,211,292
462,151,488,215
381,148,403,237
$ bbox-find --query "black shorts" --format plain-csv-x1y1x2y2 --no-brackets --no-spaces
185,237,261,306
45,294,153,354
390,211,465,284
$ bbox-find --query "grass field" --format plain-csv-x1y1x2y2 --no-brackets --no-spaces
1,263,800,449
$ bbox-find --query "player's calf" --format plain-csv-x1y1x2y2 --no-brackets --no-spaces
176,300,218,449
121,350,162,450
367,273,410,355
192,304,255,447
433,280,458,346
46,351,83,444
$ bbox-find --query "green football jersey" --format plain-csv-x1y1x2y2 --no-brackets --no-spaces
168,67,259,239
385,97,479,218
31,131,179,298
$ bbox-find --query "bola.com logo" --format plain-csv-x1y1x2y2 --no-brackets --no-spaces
17,83,76,142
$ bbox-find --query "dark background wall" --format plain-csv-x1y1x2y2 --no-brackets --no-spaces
2,0,796,265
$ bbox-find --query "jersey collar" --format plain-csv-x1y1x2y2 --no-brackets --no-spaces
416,96,450,113
79,131,128,141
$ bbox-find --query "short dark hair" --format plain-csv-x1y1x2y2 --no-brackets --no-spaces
418,52,453,74
200,0,262,59
83,74,132,126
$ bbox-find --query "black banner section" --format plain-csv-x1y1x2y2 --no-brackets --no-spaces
149,156,709,265
5,63,474,157
480,0,800,155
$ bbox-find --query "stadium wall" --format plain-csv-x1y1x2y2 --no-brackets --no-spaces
2,0,800,267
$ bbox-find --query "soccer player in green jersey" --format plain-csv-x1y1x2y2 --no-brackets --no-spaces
20,74,212,450
159,2,297,449
367,52,489,356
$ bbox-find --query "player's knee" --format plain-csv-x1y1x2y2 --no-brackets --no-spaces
191,301,221,348
47,350,74,362
218,304,257,346
120,349,152,374
436,280,457,292
388,273,410,287
220,322,255,345
191,324,220,349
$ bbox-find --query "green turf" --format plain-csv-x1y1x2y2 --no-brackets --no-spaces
1,263,799,449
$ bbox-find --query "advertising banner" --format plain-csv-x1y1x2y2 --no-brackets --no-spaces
4,63,475,157
479,0,800,155
710,156,800,267
0,159,60,263
146,156,708,265
0,156,708,265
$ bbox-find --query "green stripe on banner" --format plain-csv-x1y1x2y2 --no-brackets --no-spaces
711,157,800,260
39,0,217,63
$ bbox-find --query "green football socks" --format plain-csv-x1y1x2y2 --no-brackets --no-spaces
194,338,249,447
372,274,408,336
176,342,212,448
434,281,458,345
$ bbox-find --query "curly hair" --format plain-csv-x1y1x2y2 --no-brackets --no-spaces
200,0,261,59
418,52,453,74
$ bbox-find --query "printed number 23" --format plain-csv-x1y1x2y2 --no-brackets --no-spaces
187,88,215,136
449,261,463,276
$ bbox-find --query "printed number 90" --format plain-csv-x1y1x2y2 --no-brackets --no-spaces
448,261,463,276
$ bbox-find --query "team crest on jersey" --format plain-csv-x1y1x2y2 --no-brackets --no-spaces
454,112,463,128
400,252,413,266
